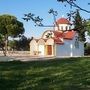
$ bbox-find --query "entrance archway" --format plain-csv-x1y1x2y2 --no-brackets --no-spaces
46,45,52,55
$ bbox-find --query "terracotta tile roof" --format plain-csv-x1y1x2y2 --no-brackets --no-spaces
56,18,71,24
34,30,76,44
53,30,75,40
34,39,39,42
34,38,47,42
53,31,64,38
64,30,76,40
43,39,48,42
52,37,64,44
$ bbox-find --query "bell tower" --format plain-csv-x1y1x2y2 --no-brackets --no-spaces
55,18,71,31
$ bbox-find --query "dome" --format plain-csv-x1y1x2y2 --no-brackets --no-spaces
56,18,70,24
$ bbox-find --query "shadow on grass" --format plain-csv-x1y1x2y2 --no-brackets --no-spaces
0,57,90,90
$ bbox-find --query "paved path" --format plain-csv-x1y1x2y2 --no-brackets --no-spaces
0,55,55,62
10,56,55,61
0,54,89,62
0,56,13,62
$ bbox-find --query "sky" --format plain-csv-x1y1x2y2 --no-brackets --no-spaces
0,0,90,38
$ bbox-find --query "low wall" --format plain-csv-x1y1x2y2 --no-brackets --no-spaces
0,51,30,56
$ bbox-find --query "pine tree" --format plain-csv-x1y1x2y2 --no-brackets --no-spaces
73,10,85,41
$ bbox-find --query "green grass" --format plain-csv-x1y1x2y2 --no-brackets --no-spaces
0,57,90,90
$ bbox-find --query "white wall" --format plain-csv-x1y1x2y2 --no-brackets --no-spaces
38,45,45,55
30,40,38,55
72,41,84,56
55,24,71,31
42,30,54,39
46,38,54,45
55,40,72,57
38,39,45,56
55,37,84,57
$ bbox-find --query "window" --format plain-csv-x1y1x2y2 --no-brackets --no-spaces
66,26,68,30
45,32,52,38
61,26,63,30
75,36,79,48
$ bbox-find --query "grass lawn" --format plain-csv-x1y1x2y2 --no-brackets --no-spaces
0,57,90,90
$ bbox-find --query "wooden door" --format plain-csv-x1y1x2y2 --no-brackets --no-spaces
47,45,52,55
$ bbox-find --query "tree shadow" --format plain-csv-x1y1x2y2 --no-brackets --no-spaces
0,57,90,89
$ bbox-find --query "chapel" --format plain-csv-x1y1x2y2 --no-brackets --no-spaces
30,17,84,57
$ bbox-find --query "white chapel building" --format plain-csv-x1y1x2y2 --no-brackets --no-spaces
30,17,84,57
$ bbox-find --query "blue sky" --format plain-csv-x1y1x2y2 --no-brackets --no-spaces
0,0,90,38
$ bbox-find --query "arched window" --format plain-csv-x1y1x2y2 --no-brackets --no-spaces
61,26,63,30
66,26,68,30
75,36,79,48
45,32,52,38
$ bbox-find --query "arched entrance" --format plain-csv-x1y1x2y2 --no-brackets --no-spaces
46,45,52,55
45,38,54,56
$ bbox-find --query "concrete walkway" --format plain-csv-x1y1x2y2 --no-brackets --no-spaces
9,55,55,61
0,56,14,62
0,55,55,62
0,54,89,62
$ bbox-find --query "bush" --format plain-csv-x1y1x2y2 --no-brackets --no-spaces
84,43,90,55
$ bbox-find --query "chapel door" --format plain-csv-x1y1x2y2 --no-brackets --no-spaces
47,45,52,55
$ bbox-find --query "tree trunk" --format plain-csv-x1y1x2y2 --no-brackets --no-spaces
4,34,8,56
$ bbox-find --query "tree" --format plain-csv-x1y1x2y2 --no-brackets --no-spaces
23,0,90,41
8,40,18,50
85,43,90,55
18,35,30,51
84,20,90,35
0,34,6,55
23,9,58,28
0,14,25,56
60,0,90,41
8,36,32,51
57,0,90,13
23,13,43,26
73,10,85,41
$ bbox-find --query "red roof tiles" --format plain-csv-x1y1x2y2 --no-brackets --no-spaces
52,37,64,44
64,31,76,40
34,30,76,45
53,31,64,38
53,30,75,40
56,18,71,24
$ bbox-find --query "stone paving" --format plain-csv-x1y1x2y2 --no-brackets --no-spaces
0,54,55,62
9,55,55,61
0,53,89,62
